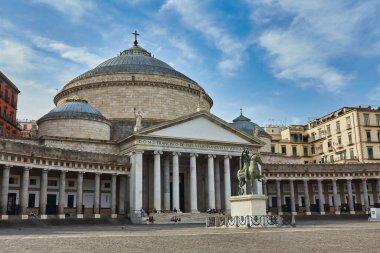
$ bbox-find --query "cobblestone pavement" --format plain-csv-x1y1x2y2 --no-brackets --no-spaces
0,220,379,253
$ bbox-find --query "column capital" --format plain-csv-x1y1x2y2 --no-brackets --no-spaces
172,152,181,156
224,155,232,159
60,170,68,174
4,165,12,169
78,171,85,174
23,167,31,171
331,178,337,182
362,178,367,182
42,168,50,173
276,179,281,182
133,150,144,155
317,178,323,182
154,150,163,155
289,178,295,182
303,178,309,182
190,153,198,157
208,154,216,158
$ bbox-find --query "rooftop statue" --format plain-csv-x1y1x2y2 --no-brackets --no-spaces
133,108,143,132
237,149,265,195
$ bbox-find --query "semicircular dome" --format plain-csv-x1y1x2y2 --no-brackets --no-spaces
72,45,195,83
39,96,107,122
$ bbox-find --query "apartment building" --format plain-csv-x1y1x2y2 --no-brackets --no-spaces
266,106,380,164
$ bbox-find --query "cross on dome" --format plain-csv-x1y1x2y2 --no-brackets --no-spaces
132,30,140,46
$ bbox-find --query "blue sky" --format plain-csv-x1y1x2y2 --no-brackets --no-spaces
1,0,380,126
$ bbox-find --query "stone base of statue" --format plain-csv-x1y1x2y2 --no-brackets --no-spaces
230,194,268,217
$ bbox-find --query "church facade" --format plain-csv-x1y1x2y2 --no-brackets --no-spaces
1,38,379,222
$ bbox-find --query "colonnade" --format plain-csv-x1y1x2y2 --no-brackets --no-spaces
0,165,126,219
268,178,380,215
129,150,234,214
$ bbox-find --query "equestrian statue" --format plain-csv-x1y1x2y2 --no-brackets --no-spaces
237,149,265,195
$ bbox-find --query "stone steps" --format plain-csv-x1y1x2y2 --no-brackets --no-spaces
141,213,223,225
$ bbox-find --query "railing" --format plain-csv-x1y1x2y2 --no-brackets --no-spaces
206,215,295,228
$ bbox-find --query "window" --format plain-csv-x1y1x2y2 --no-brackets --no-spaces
327,140,332,151
346,116,351,129
336,121,341,132
377,115,380,126
68,180,75,187
29,179,37,186
326,125,331,136
338,151,345,160
348,133,353,144
28,194,36,208
48,180,58,187
23,124,27,130
292,146,297,156
303,146,308,156
9,111,13,122
318,143,323,153
4,89,8,102
271,145,275,154
367,147,374,159
3,108,6,118
5,127,10,138
378,131,380,142
349,149,354,159
9,177,18,185
281,146,286,154
330,155,334,162
104,182,111,189
364,114,370,126
311,145,315,155
0,124,2,136
337,136,342,145
11,95,14,107
366,131,371,142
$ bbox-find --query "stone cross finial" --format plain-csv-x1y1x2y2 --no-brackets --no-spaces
132,30,140,46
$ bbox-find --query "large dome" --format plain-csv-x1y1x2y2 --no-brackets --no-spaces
71,45,195,84
54,40,212,123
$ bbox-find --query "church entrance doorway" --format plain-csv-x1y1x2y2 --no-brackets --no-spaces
46,194,57,215
170,173,185,212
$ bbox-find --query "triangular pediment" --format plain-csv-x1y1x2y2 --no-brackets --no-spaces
136,112,263,146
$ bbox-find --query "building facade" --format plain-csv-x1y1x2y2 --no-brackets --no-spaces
18,120,38,139
267,106,380,164
0,71,20,139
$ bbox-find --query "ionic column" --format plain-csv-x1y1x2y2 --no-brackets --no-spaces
20,167,30,219
94,173,101,218
377,178,380,205
289,179,296,215
332,179,340,215
362,178,369,212
153,151,162,212
190,153,199,213
40,169,48,219
276,180,282,215
111,174,117,217
58,170,66,219
130,150,143,215
163,156,170,211
347,179,355,214
76,172,84,218
208,154,216,210
317,179,325,215
214,158,221,211
172,152,181,212
223,156,232,213
303,179,311,215
1,165,10,219
118,175,126,215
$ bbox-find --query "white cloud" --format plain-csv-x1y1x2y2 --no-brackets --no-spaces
0,40,36,73
369,85,380,101
32,36,103,67
33,0,95,20
161,0,246,76
247,0,380,93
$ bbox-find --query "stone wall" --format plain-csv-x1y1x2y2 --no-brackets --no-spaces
110,119,163,141
42,138,119,154
38,118,111,141
55,74,212,121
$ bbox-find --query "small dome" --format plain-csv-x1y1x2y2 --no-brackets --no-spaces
39,96,107,122
231,110,270,138
71,44,195,83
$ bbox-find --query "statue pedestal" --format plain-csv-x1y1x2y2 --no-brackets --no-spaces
230,194,268,216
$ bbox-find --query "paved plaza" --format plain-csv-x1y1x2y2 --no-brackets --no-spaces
0,219,379,252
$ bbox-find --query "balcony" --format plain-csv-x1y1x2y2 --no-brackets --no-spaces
336,143,344,149
346,124,352,130
335,129,341,134
328,147,333,152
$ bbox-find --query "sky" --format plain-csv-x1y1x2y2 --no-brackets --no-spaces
1,0,380,126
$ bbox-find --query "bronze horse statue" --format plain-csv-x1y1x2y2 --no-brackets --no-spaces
237,150,265,195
